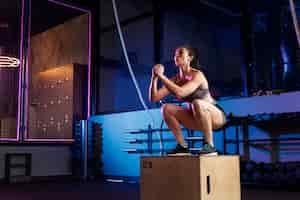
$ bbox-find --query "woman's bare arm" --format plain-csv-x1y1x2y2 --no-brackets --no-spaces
149,74,177,102
156,71,204,99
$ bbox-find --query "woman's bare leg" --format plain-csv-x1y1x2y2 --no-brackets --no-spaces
191,99,226,146
161,101,225,149
161,103,199,146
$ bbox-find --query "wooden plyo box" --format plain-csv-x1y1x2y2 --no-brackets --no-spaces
140,156,240,200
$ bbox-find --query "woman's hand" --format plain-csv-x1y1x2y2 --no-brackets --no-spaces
153,64,164,77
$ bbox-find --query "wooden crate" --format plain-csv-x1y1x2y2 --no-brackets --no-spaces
141,155,240,200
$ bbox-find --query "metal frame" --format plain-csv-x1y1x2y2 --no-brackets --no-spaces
0,0,24,142
22,0,92,142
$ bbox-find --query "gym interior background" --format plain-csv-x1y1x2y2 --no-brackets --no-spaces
0,0,299,199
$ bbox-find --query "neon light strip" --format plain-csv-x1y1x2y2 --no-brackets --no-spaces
24,0,92,142
87,13,91,119
47,0,91,13
0,138,19,142
17,0,25,142
0,0,24,142
23,0,31,141
0,56,20,67
198,0,241,17
25,138,74,142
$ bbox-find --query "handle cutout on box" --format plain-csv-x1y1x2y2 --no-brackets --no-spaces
206,175,211,195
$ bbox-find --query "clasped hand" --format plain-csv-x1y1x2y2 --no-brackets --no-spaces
152,64,164,77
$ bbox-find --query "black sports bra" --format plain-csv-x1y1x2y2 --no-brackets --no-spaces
181,87,209,102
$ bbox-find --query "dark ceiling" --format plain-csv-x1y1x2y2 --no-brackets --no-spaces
0,0,90,37
30,0,85,35
0,0,296,40
0,0,91,55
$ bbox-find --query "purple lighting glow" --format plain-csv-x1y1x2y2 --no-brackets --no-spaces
0,0,24,142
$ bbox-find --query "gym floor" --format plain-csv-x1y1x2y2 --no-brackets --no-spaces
0,180,298,200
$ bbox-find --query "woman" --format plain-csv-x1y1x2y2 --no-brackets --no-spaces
149,45,226,155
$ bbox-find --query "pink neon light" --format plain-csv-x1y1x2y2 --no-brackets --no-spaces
0,138,19,142
23,0,31,140
25,138,74,142
87,13,92,119
0,0,24,142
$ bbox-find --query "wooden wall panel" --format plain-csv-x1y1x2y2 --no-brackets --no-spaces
28,64,87,139
27,13,89,140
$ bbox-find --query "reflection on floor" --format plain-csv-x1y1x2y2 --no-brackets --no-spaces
0,179,299,200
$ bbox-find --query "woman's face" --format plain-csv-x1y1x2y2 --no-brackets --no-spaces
174,48,192,67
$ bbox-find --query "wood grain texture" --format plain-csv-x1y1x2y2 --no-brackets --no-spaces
27,13,89,140
28,64,87,139
141,155,240,200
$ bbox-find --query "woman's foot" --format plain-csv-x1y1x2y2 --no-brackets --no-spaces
167,144,191,156
198,143,218,156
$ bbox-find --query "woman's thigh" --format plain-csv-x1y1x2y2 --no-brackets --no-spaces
161,103,200,130
191,100,226,130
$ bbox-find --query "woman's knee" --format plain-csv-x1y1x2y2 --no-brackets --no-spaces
161,103,176,118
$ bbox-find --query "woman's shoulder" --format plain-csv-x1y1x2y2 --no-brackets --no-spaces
191,67,205,76
191,68,208,83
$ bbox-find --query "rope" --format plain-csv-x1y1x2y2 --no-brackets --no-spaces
289,0,300,48
111,0,163,155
